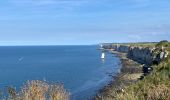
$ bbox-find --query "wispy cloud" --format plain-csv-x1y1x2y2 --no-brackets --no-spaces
127,0,152,8
7,0,95,13
130,0,151,3
128,34,142,40
9,0,91,7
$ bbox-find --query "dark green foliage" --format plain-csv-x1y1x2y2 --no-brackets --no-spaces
156,40,170,47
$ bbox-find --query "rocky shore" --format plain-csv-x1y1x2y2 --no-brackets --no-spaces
94,50,143,100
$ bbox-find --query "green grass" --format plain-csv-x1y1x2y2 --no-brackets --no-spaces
95,59,170,100
114,41,170,100
115,58,170,100
112,40,170,48
112,42,157,47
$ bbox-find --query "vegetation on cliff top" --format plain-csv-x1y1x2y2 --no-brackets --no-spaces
111,42,157,47
156,40,170,47
111,40,170,48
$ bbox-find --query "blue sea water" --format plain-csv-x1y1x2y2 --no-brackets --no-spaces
0,45,121,100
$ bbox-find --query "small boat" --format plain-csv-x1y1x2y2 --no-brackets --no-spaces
101,52,105,59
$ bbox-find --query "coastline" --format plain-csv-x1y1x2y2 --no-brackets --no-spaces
94,50,143,99
95,42,170,100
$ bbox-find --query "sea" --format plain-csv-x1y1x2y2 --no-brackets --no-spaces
0,45,121,100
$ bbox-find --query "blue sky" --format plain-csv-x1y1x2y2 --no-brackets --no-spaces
0,0,170,45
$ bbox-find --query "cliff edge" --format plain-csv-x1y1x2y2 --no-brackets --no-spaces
95,41,170,100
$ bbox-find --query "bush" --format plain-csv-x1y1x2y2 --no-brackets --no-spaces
156,40,170,47
6,80,69,100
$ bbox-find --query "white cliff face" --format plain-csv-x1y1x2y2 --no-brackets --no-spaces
117,45,130,53
128,47,153,65
103,44,168,65
111,45,130,53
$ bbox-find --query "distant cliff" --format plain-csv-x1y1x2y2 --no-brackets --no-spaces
102,44,168,65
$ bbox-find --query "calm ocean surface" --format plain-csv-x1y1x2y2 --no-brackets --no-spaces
0,45,121,100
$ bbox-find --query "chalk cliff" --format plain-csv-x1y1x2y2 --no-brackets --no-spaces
102,44,168,65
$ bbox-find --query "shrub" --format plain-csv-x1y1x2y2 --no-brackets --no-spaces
6,80,69,100
156,40,170,47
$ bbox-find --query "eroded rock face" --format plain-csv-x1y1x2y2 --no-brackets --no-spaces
102,44,168,65
127,47,153,65
117,45,130,53
127,46,168,65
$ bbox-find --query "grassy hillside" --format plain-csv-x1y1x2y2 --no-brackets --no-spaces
115,57,170,100
112,41,170,100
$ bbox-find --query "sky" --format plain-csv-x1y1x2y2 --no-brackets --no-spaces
0,0,170,45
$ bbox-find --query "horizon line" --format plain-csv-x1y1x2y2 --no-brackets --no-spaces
0,44,99,46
